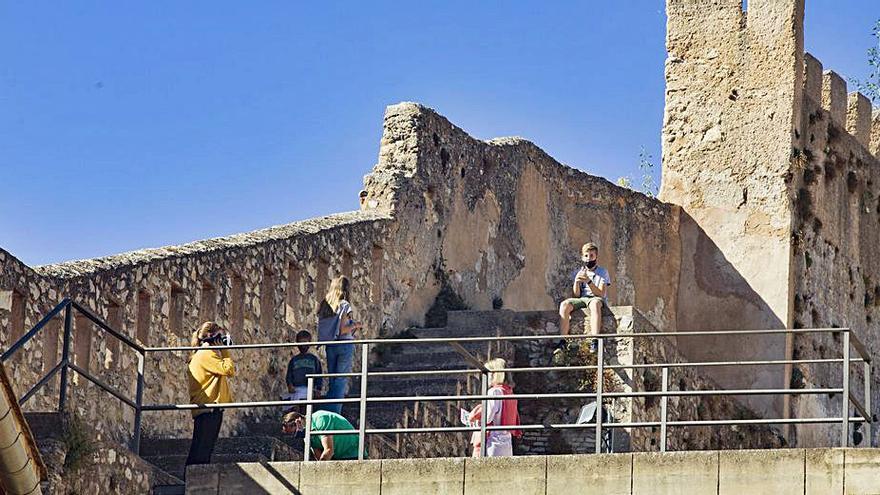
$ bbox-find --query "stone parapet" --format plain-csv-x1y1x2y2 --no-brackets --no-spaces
185,448,880,495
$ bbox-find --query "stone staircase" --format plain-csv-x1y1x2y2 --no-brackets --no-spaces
138,436,302,483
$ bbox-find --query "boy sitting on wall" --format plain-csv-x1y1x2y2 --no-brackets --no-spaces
557,242,612,354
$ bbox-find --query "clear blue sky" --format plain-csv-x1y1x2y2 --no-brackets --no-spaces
2,1,878,266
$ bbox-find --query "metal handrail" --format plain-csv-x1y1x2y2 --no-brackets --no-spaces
4,299,876,459
2,299,149,453
141,327,860,353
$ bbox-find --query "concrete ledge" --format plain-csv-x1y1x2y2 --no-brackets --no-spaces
183,449,880,494
464,456,546,495
719,449,804,495
843,448,880,494
185,464,219,495
805,448,843,495
547,453,632,495
299,459,381,495
381,457,464,495
217,463,300,495
632,451,718,495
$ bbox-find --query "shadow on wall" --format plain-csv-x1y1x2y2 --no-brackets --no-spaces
674,210,786,420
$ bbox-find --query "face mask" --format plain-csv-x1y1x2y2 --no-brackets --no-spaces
586,260,597,269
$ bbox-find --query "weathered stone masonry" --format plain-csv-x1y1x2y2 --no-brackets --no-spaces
660,0,880,446
1,102,683,450
3,0,880,466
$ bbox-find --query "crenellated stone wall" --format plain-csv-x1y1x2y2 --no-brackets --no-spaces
660,0,880,446
788,53,880,448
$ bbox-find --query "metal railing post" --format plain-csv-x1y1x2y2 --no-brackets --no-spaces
131,351,145,454
841,331,850,448
595,338,604,454
479,372,488,457
660,366,668,452
865,361,872,447
58,303,73,413
358,343,369,460
304,377,314,462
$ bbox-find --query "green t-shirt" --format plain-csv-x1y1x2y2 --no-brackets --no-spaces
309,410,366,460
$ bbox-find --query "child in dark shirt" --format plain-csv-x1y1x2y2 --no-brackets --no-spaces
284,330,323,407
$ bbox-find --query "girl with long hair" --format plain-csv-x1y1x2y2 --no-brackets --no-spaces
316,276,362,414
185,321,235,466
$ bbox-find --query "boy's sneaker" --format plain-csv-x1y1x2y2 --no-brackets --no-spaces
588,339,599,354
551,339,569,361
552,339,568,353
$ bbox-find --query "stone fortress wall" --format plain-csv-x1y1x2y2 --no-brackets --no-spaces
2,0,880,455
790,53,880,445
0,103,682,447
660,0,880,446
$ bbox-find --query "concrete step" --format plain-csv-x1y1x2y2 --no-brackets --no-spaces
144,452,272,481
141,436,303,481
152,484,185,495
375,350,485,370
22,411,64,440
139,435,299,460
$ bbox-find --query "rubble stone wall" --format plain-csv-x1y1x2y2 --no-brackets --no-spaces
1,103,683,451
788,54,880,447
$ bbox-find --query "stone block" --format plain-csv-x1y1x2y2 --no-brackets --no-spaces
846,92,872,146
299,459,381,495
870,110,880,156
185,464,219,495
719,449,804,495
803,53,823,104
464,456,546,495
546,453,632,495
381,457,464,495
843,448,880,494
217,462,300,495
632,451,717,495
822,70,847,125
805,448,843,495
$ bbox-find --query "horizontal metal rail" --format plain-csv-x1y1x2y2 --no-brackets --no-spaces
306,357,861,379
143,327,855,353
144,387,845,412
301,416,874,437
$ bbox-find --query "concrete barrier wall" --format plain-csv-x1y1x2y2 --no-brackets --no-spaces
186,448,880,495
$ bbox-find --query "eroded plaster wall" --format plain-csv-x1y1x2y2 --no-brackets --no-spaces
365,103,681,332
660,0,805,417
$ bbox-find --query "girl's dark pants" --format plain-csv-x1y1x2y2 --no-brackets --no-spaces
186,409,224,466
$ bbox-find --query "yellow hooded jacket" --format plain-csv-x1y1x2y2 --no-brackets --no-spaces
188,348,235,418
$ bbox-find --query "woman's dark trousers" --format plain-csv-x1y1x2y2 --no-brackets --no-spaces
186,409,224,466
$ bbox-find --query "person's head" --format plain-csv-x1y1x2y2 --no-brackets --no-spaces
295,329,313,354
190,321,224,357
581,242,599,268
485,357,507,386
318,276,351,318
282,410,305,435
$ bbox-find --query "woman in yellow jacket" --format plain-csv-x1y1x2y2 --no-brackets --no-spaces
185,321,235,466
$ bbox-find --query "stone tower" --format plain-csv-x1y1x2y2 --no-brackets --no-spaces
660,0,805,417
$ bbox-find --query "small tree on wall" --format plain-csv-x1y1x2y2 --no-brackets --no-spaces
851,19,880,105
617,146,659,198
